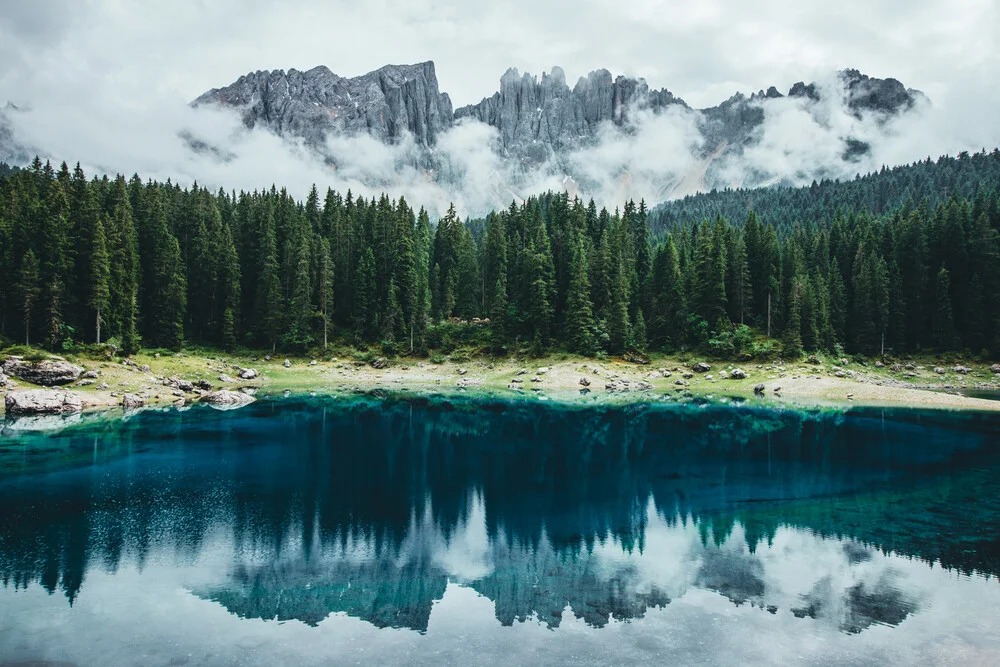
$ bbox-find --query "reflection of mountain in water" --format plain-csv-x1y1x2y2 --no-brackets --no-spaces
0,396,998,632
197,496,922,635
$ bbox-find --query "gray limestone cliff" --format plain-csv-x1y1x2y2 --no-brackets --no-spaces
193,62,924,179
193,61,453,149
453,66,687,165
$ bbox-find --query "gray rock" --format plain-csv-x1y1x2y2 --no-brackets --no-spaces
177,380,195,392
219,374,237,384
82,369,100,379
195,379,212,390
283,359,292,368
202,390,257,410
991,363,1000,375
2,358,84,386
730,369,747,379
579,377,591,387
754,384,765,395
692,362,711,373
370,357,389,369
953,365,970,375
194,62,453,151
121,394,145,410
5,389,83,415
239,368,259,380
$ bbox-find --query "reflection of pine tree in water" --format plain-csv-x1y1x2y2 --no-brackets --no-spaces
0,395,998,630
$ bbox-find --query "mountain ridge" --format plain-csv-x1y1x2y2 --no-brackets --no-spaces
193,61,926,195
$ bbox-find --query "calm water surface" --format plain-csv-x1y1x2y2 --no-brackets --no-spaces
1,395,999,666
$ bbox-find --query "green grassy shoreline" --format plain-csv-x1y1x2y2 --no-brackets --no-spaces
3,346,1000,421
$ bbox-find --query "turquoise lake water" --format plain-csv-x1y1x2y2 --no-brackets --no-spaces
1,395,999,665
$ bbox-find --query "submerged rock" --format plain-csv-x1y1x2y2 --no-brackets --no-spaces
2,358,84,386
4,389,83,415
202,390,256,410
2,412,83,433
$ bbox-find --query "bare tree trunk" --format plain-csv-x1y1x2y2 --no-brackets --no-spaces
96,309,101,345
767,292,771,338
323,312,328,350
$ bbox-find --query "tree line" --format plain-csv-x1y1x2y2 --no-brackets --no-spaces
1,154,998,359
650,148,1000,240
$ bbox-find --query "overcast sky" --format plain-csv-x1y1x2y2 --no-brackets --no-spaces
1,0,997,110
1,0,998,211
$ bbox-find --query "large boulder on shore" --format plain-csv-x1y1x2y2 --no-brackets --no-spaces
121,394,145,410
201,390,256,410
2,358,84,386
692,362,711,373
5,389,83,415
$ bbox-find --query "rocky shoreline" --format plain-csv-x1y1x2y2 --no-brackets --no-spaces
2,352,1000,430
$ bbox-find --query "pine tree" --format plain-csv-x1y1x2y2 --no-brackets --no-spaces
630,309,648,352
221,308,236,351
255,200,282,351
317,238,334,351
89,215,111,344
565,239,597,355
607,257,631,355
783,277,804,356
933,267,958,349
107,190,140,354
19,250,40,346
354,247,377,342
218,220,241,347
287,230,313,350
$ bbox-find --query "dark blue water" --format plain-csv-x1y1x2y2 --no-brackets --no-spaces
1,395,999,665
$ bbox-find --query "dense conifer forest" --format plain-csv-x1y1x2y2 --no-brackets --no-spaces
1,150,998,360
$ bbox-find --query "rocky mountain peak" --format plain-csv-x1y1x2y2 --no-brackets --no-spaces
193,60,453,148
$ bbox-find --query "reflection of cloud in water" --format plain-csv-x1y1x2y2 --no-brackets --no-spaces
195,497,920,635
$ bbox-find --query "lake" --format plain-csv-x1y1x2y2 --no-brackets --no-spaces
1,395,999,665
